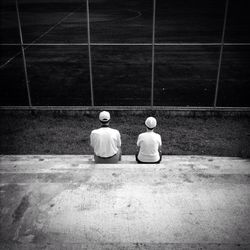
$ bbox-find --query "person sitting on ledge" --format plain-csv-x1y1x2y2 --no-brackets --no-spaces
136,117,162,164
90,111,121,163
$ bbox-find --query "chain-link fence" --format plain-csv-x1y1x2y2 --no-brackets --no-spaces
1,0,250,107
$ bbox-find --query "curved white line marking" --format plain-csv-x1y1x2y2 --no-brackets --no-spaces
88,9,142,22
124,9,142,21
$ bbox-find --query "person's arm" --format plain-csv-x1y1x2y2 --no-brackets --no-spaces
90,131,94,148
115,131,121,153
158,135,162,154
116,131,122,160
158,146,162,156
117,131,121,148
136,135,141,153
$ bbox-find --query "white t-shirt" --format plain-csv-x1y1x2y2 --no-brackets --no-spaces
137,131,162,162
90,127,121,157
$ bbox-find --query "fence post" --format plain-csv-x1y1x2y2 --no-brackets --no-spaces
214,0,229,107
151,0,156,107
15,0,32,107
86,0,94,106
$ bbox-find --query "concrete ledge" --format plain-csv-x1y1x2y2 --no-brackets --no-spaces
0,155,250,249
1,106,250,117
1,155,249,174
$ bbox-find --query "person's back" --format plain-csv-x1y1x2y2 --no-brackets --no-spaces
90,111,121,163
137,131,161,162
136,117,162,163
91,127,120,158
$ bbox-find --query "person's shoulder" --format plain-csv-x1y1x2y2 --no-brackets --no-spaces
153,131,161,135
153,132,161,138
109,128,120,134
138,132,147,137
91,128,100,134
137,132,145,142
154,131,161,136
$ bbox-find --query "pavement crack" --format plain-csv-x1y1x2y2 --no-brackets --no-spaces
12,195,30,224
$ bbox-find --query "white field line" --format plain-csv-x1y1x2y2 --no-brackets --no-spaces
0,6,82,69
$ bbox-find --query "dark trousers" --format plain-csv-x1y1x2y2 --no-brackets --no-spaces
94,148,121,163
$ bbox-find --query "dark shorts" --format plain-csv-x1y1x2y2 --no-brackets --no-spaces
135,151,162,164
94,149,122,163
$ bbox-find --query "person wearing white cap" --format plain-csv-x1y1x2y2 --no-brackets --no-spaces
90,111,121,163
136,117,162,163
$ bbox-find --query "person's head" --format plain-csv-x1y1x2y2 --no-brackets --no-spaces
145,117,157,131
99,111,110,126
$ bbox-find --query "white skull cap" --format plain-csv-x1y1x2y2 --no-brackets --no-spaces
145,117,157,129
99,111,110,122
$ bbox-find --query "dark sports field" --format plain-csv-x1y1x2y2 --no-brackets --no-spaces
0,0,250,106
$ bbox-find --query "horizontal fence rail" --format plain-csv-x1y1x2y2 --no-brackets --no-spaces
1,43,250,46
1,106,250,111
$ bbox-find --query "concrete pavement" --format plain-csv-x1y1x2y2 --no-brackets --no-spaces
0,155,250,249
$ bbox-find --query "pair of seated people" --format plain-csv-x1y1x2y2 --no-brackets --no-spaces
90,111,162,164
